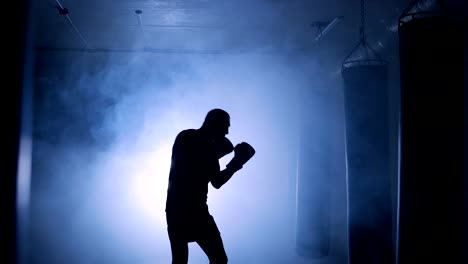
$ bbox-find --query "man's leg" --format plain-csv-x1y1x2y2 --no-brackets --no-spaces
166,212,189,264
167,227,189,264
196,215,228,264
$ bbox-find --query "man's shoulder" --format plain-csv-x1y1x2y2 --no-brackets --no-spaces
178,129,197,137
175,129,199,142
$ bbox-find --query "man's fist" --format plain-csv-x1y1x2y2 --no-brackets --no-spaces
234,142,255,164
226,142,255,171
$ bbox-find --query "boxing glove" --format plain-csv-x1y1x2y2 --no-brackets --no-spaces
226,142,255,171
214,137,234,159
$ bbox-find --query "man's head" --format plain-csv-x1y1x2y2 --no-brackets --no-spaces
200,108,230,140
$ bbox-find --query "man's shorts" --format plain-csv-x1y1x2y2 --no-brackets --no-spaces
166,210,221,243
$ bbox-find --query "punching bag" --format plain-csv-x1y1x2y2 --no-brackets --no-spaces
397,9,464,264
341,62,394,264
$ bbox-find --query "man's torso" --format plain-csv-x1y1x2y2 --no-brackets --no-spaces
165,129,220,215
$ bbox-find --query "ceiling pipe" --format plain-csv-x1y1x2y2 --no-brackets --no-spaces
54,0,89,49
399,0,442,25
135,10,149,48
314,16,344,41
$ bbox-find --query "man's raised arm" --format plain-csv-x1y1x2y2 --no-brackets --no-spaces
211,142,256,189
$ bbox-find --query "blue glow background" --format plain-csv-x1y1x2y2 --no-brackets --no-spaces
31,51,347,263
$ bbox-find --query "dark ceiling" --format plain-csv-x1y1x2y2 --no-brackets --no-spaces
34,0,415,53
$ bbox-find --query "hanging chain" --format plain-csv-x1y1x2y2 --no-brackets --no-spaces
360,0,366,41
